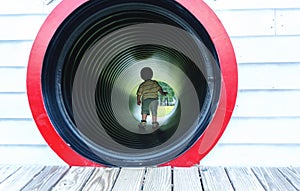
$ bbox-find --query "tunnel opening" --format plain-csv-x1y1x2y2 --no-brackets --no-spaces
41,0,221,166
129,80,177,121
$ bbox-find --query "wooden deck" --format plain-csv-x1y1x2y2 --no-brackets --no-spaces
0,165,300,191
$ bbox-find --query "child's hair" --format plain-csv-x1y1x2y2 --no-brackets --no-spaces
140,67,153,80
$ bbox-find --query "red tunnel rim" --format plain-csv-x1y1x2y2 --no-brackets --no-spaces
26,0,237,167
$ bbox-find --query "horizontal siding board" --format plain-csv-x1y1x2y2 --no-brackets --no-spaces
233,90,300,117
219,117,300,144
1,117,299,146
0,91,300,144
4,61,299,93
3,89,300,118
0,67,26,92
0,93,32,118
215,10,275,37
201,144,300,166
43,0,63,14
0,41,33,67
238,63,300,90
0,0,300,166
204,0,300,10
213,9,300,37
232,36,300,63
0,120,46,145
8,60,300,112
0,145,66,165
0,8,297,47
276,9,300,35
1,144,300,166
0,0,61,14
0,15,46,40
1,91,300,136
0,0,43,14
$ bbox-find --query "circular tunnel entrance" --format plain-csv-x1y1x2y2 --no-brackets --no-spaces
27,0,237,167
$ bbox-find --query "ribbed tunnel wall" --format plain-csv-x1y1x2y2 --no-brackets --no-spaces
27,0,237,167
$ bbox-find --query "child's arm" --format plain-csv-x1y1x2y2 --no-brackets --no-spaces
136,84,142,105
137,95,141,105
159,86,168,96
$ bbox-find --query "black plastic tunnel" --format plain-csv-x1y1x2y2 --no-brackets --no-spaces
27,0,237,167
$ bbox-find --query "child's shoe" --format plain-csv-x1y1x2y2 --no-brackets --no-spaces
138,120,147,128
152,122,159,128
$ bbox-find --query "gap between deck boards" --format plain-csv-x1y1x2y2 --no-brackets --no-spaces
0,165,300,191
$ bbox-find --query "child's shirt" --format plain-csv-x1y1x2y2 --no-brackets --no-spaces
137,80,161,100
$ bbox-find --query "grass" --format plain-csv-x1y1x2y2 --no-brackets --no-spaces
157,106,175,117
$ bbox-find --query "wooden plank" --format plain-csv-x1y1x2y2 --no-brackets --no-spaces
143,166,172,191
0,165,44,190
293,167,300,174
225,167,264,191
82,167,119,191
233,90,300,117
21,166,69,191
215,10,275,37
0,67,26,92
238,63,300,90
52,166,94,191
173,166,202,191
252,167,297,191
200,166,233,191
0,15,46,40
277,167,300,190
112,168,145,191
232,36,300,63
276,10,300,36
0,165,20,183
0,41,33,67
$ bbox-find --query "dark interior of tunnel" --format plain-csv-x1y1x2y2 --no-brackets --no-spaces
41,0,221,166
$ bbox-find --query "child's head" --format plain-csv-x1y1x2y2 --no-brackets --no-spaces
140,67,153,80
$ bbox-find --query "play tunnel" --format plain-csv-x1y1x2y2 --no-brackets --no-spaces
27,0,237,167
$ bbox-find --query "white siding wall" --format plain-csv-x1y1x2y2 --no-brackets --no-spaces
0,0,66,165
0,0,299,166
202,0,300,166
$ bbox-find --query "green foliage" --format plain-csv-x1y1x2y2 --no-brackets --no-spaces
158,81,176,106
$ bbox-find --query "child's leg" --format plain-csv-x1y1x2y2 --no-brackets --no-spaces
152,115,157,123
142,114,147,121
141,99,151,123
139,114,147,127
149,99,159,123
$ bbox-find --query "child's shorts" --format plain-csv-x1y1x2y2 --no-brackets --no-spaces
142,98,158,116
